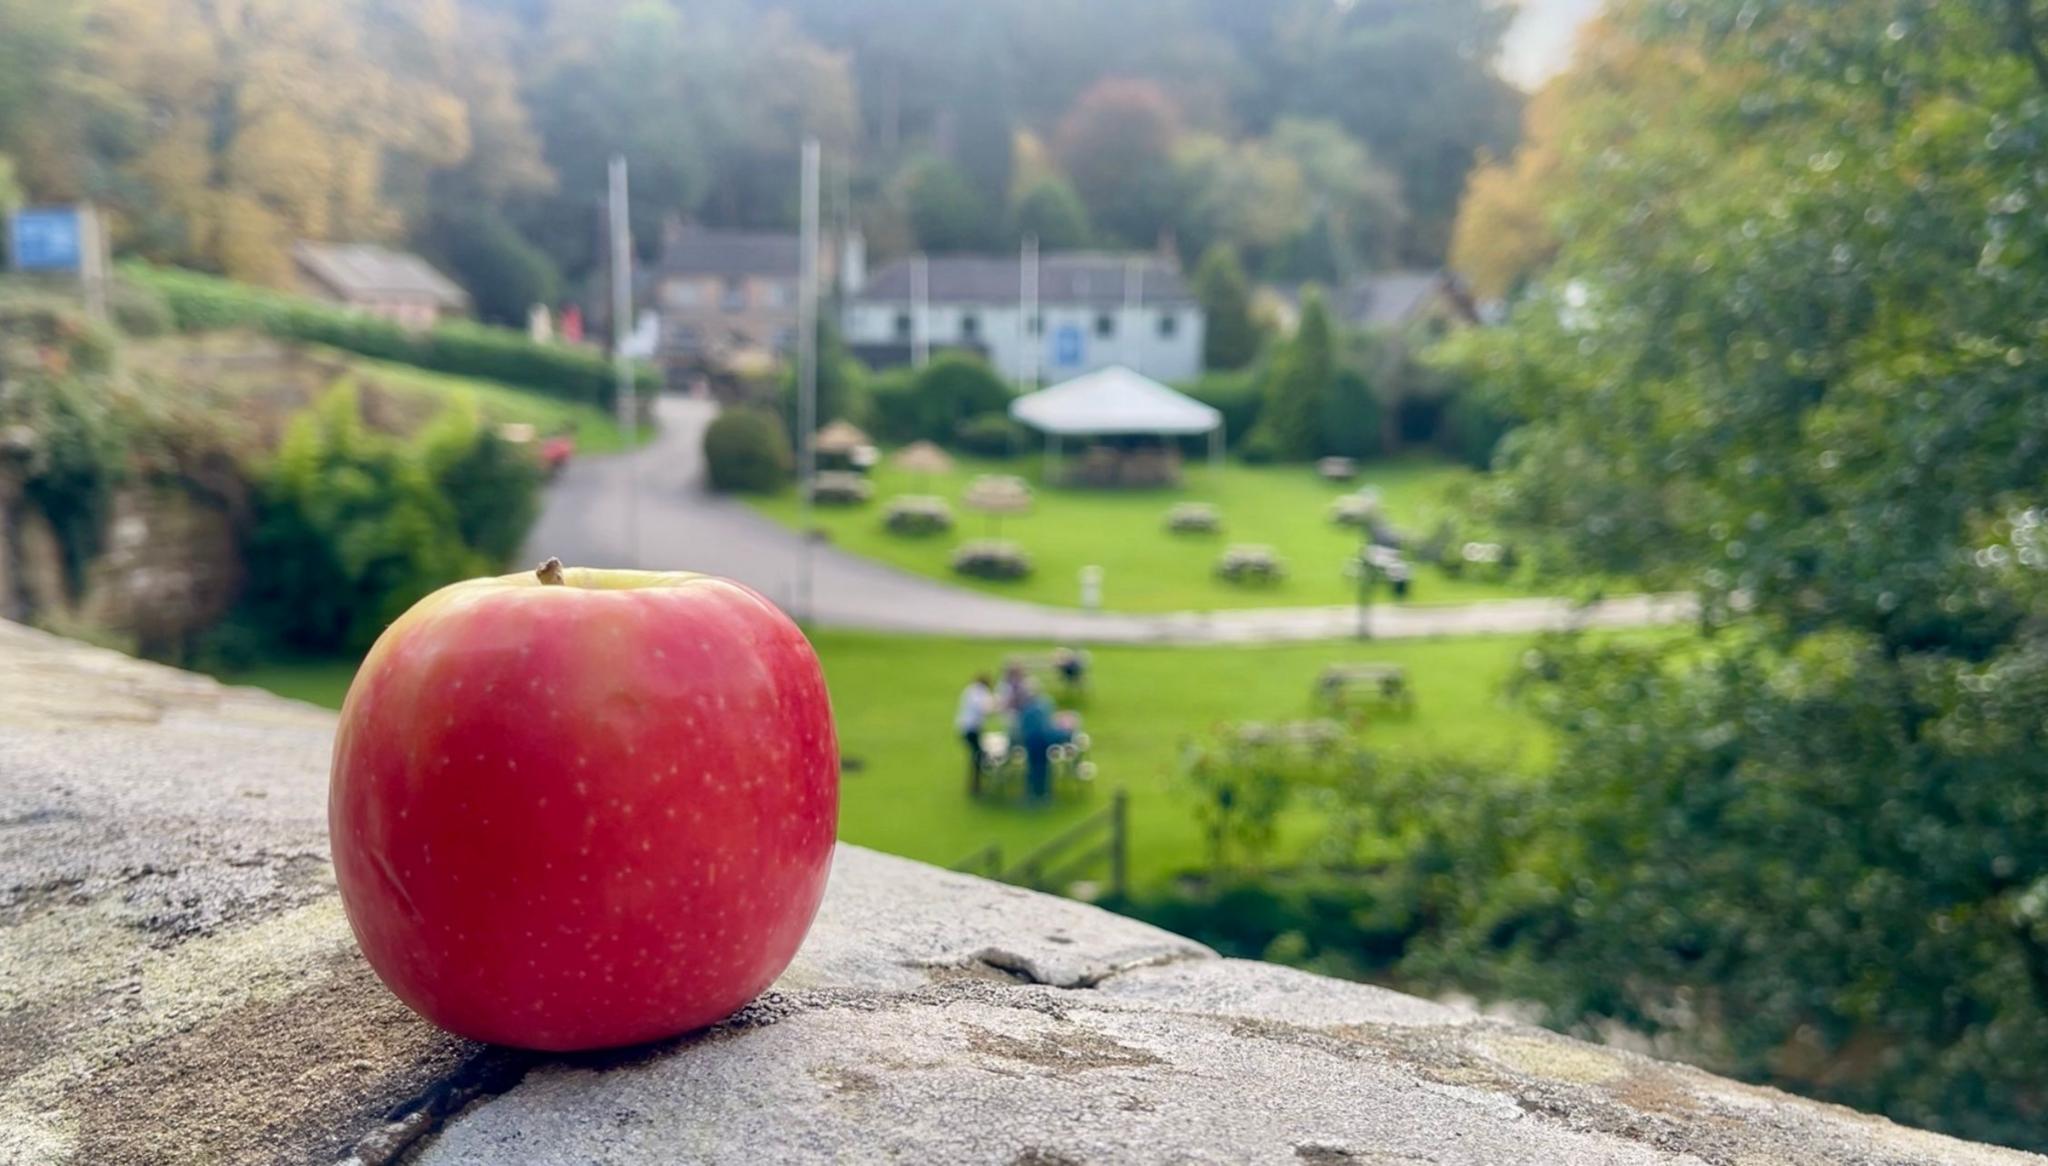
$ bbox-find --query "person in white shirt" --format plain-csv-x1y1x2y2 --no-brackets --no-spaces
956,674,994,793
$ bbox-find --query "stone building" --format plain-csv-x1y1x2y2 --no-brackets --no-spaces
292,242,470,330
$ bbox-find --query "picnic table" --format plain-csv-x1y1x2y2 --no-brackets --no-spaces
972,727,1097,802
1314,663,1416,717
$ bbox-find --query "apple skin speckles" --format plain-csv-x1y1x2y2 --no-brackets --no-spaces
330,566,839,1052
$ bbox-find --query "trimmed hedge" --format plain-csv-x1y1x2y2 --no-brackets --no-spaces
124,264,657,411
703,408,793,494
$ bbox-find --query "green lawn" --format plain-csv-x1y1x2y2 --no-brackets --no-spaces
220,629,1557,890
748,454,1547,612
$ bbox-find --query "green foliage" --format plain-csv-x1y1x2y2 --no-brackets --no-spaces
243,383,486,654
702,407,793,494
424,209,562,328
0,295,126,589
1054,77,1183,247
869,353,1014,447
1192,244,1261,371
1254,290,1335,461
1007,176,1092,249
903,155,998,253
1320,368,1380,460
951,412,1023,458
127,264,656,412
1178,368,1262,447
107,280,172,338
416,396,542,567
1432,1,2048,1149
778,316,868,442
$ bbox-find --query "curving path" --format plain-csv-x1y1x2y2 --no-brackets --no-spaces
523,395,1695,644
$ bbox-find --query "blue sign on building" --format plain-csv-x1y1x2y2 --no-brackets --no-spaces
8,207,85,273
1052,324,1084,368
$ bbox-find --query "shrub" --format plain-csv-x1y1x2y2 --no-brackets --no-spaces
953,412,1023,458
1215,544,1286,586
417,397,543,567
124,264,657,411
865,366,923,444
703,408,793,494
242,383,485,653
1164,502,1222,535
884,494,954,536
864,354,1013,446
808,470,873,506
1179,368,1263,447
951,539,1032,580
1238,425,1281,465
424,208,562,328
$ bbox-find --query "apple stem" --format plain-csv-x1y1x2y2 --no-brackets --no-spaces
536,557,566,585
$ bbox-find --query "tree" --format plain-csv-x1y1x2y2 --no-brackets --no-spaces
1434,0,2048,1149
1320,367,1378,460
1254,289,1333,460
1192,244,1259,370
1007,176,1091,249
779,315,867,442
81,0,472,283
902,155,997,253
1269,117,1404,272
422,207,561,327
1054,78,1183,247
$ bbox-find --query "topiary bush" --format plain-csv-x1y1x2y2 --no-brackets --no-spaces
703,408,793,494
884,494,954,536
951,539,1032,580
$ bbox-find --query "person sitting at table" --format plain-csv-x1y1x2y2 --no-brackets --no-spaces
954,673,994,794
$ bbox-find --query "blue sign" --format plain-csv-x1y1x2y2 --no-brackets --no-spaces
8,207,85,272
1052,324,1084,368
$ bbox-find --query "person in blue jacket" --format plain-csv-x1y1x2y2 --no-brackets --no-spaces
1014,685,1074,804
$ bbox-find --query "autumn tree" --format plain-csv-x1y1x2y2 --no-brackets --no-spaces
1006,176,1091,250
1054,78,1183,248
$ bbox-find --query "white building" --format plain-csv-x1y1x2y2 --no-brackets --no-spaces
843,252,1205,385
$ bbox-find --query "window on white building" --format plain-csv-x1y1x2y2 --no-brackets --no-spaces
894,312,912,339
961,312,980,340
1095,313,1116,338
1157,311,1178,338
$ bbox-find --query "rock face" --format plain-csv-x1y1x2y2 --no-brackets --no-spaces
1,619,2040,1166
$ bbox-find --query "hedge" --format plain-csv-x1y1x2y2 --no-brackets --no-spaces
123,264,658,411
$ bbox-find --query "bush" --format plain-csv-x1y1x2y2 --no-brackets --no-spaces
1238,426,1281,465
125,263,656,411
703,408,793,494
1179,369,1263,448
1164,502,1222,535
424,208,561,328
951,539,1032,580
808,470,873,506
1215,544,1286,586
953,412,1023,457
865,354,1012,446
242,384,485,653
418,397,543,567
884,494,954,536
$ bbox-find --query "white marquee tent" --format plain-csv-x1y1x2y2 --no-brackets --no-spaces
1008,365,1225,477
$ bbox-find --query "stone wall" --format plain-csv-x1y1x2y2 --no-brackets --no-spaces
0,620,2039,1165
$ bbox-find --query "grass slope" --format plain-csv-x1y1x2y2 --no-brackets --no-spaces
748,454,1546,613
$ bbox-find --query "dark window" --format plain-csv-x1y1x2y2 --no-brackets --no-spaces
1157,311,1178,338
1028,313,1044,336
960,312,980,340
721,277,745,312
894,312,912,339
1095,313,1116,338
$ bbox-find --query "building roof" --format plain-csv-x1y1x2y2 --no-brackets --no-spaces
1317,271,1479,331
1011,365,1222,437
660,225,802,278
858,252,1194,309
292,242,469,308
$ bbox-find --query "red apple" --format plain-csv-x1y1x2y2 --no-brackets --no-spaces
329,559,838,1051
